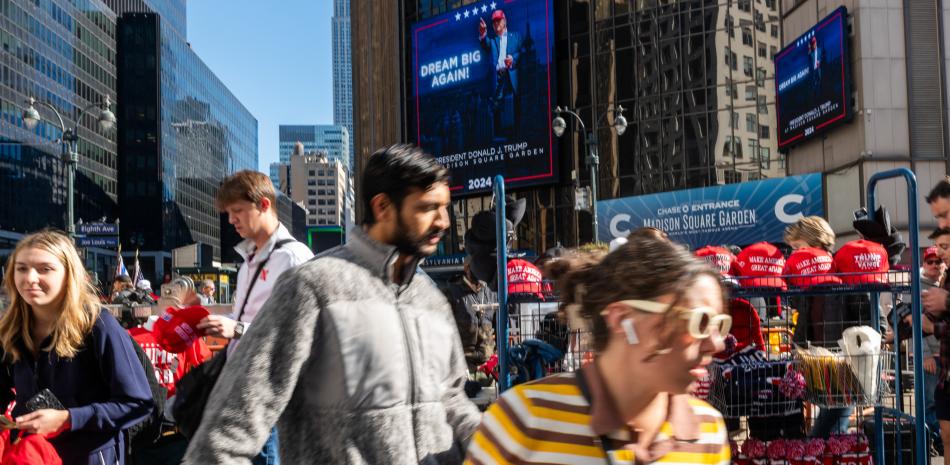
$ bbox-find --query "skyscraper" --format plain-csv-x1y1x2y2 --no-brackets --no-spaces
0,0,119,240
332,0,354,171
111,0,258,266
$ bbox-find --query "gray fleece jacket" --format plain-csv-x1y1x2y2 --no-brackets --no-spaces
182,227,481,465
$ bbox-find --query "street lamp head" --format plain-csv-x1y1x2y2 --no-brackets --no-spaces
552,115,567,137
22,97,40,130
613,105,628,136
614,114,628,136
97,96,116,131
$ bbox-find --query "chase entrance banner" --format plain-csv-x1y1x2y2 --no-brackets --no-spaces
411,0,556,195
597,174,824,249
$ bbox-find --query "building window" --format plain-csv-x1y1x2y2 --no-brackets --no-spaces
308,208,317,215
748,140,759,160
309,170,315,176
759,125,770,139
725,136,743,159
725,78,734,97
308,199,316,206
779,153,786,169
308,179,316,186
318,189,326,195
745,85,756,101
725,15,735,36
742,28,753,46
756,68,766,86
730,112,739,129
758,96,768,114
770,46,777,59
318,199,326,205
743,56,753,77
308,219,316,226
746,114,757,133
760,147,771,169
771,24,779,38
758,42,767,58
308,189,316,196
739,0,751,12
724,170,742,184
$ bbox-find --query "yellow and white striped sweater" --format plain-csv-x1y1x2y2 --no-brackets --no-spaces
465,371,731,465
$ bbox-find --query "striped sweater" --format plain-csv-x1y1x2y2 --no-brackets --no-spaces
465,369,730,465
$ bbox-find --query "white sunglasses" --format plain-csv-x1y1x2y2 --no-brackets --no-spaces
618,299,732,340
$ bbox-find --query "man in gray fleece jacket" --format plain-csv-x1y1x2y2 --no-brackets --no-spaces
183,145,481,464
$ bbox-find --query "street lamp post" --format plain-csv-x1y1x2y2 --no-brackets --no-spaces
21,96,116,238
552,105,627,243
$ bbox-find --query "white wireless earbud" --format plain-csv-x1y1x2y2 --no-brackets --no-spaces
621,318,639,345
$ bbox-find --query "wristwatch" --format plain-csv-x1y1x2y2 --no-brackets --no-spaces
234,321,246,339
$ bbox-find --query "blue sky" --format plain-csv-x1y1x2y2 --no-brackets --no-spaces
186,0,335,172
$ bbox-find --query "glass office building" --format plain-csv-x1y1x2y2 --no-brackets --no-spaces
277,124,350,171
0,0,118,237
114,3,257,262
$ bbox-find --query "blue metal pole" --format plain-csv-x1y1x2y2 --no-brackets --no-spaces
867,168,924,465
494,175,510,392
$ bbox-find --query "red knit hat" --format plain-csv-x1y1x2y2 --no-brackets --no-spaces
695,246,736,277
152,306,210,353
736,242,787,289
833,240,889,284
784,247,842,287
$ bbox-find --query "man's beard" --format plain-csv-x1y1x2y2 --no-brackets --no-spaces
392,214,444,257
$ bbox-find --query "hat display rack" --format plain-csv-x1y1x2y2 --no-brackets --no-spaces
491,170,928,465
724,169,926,465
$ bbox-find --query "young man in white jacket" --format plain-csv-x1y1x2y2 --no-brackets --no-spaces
196,170,313,465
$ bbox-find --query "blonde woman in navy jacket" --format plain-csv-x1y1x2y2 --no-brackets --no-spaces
0,230,152,464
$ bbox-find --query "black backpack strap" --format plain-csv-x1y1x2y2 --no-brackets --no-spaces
235,239,296,322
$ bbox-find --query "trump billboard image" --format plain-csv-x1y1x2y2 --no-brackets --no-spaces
411,0,556,195
775,6,852,149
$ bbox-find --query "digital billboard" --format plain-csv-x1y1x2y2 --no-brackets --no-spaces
411,0,556,195
775,7,852,149
597,174,824,250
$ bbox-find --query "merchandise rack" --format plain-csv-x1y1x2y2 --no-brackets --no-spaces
492,169,930,465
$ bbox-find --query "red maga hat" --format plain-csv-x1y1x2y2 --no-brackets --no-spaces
833,240,889,285
151,305,210,353
925,246,939,260
694,246,736,277
491,9,505,21
736,242,787,289
784,247,842,287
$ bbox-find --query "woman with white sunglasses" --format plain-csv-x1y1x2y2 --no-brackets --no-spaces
465,232,732,465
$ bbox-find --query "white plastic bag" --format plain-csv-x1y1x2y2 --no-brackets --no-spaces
838,326,881,400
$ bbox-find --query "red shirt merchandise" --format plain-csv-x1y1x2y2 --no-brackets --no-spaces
129,327,211,397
